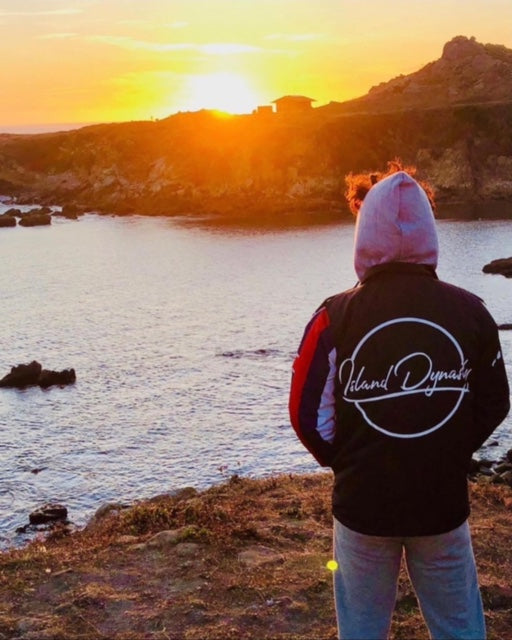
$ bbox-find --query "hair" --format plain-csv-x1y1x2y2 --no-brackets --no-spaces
344,159,436,216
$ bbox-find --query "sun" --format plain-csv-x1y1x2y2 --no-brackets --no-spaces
182,72,260,114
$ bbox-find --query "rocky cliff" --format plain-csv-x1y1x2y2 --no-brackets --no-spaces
322,35,512,114
1,35,512,219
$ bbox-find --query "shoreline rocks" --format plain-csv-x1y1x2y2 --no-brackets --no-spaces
469,448,512,487
0,361,76,389
482,256,512,277
0,204,85,228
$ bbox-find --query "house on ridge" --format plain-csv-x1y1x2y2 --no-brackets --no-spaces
271,95,316,114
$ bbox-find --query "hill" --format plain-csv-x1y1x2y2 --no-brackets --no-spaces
320,35,512,115
1,36,512,220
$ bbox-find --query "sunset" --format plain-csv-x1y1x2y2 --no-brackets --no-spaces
1,2,512,638
1,0,512,130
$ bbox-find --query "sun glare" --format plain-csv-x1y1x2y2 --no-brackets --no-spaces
182,72,260,114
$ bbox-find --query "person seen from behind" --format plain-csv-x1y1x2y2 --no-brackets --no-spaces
289,161,510,639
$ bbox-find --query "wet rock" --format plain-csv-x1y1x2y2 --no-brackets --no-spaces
53,203,79,220
0,361,42,388
38,368,76,388
0,362,76,389
0,215,16,227
19,213,52,227
482,257,512,277
499,470,512,487
29,503,68,525
494,462,512,473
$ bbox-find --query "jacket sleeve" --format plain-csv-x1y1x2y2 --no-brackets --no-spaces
289,307,337,467
471,321,510,452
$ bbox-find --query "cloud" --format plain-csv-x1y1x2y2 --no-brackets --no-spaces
89,35,193,52
89,35,266,56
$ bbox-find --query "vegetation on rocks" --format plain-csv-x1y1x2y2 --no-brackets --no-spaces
1,473,511,639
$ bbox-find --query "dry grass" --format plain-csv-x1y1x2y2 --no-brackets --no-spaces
0,473,511,639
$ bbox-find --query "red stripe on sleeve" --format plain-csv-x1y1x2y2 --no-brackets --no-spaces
289,308,330,435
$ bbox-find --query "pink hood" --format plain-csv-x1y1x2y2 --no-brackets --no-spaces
354,171,439,281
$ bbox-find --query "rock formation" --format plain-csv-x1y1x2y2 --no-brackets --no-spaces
0,361,76,389
482,257,512,277
323,35,512,114
0,215,16,227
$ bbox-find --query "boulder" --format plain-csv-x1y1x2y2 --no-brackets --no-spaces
53,204,79,220
0,215,16,227
482,257,512,277
38,368,76,388
237,545,285,568
0,362,76,389
2,207,21,216
19,213,51,227
29,503,68,525
0,361,42,388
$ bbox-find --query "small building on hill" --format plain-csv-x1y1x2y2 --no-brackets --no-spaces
271,95,316,114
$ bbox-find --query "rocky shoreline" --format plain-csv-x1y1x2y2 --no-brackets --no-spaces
0,472,511,640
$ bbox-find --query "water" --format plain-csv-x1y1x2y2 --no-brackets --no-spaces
0,209,511,547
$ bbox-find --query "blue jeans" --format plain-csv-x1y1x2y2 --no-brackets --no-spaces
333,518,485,640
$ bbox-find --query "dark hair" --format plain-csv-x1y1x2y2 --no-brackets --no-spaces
344,159,436,216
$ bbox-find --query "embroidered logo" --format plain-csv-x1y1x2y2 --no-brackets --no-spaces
339,317,471,438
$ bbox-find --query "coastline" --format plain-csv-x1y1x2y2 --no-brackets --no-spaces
1,472,511,640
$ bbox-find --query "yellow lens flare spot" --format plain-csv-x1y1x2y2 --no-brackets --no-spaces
326,559,339,572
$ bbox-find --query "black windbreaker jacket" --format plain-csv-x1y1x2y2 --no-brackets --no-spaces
291,262,510,536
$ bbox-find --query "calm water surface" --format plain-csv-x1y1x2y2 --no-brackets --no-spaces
0,210,511,547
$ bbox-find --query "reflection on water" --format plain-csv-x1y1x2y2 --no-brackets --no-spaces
0,210,511,547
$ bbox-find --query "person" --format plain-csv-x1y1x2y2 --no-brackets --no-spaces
289,162,510,640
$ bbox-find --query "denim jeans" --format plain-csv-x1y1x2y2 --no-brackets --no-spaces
333,518,485,640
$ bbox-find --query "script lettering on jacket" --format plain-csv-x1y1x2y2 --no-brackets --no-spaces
340,352,472,402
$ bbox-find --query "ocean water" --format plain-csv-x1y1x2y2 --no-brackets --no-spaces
0,208,511,547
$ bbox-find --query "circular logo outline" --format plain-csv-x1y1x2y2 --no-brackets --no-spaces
340,317,469,439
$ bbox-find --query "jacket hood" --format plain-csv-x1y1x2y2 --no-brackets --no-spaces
354,171,439,281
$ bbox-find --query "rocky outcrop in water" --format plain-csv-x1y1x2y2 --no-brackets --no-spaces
0,214,16,227
18,212,51,227
483,257,512,277
29,504,68,525
0,361,76,389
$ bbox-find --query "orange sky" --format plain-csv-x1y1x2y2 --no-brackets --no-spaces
1,0,511,131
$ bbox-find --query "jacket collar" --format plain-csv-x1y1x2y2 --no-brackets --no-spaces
360,262,438,284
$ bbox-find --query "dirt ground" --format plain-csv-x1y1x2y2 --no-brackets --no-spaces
1,473,511,640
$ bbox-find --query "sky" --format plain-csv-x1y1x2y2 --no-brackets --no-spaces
1,0,511,132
